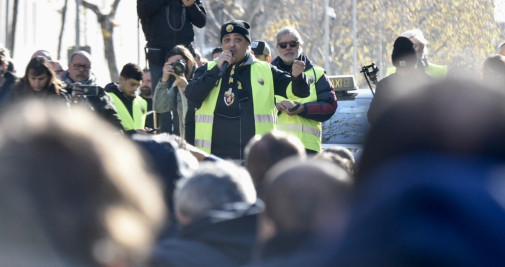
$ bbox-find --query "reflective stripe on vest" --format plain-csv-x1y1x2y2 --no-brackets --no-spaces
276,65,325,152
277,123,321,137
194,60,276,153
108,92,147,131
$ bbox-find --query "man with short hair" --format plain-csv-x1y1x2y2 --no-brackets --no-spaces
251,40,272,63
140,68,156,130
272,26,337,153
185,20,310,160
210,46,223,61
105,63,148,133
255,158,352,265
61,50,123,130
244,130,306,198
153,160,260,266
0,47,17,104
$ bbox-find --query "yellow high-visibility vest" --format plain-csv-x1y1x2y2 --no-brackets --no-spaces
194,60,280,153
108,92,147,131
276,66,325,152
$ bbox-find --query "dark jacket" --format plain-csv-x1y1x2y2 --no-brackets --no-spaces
9,80,69,103
367,70,432,125
185,53,310,160
105,83,143,135
0,71,17,105
271,54,337,122
137,0,206,51
61,72,123,130
152,205,261,267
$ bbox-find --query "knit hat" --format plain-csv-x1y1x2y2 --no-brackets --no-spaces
251,41,271,56
220,20,251,43
391,36,417,68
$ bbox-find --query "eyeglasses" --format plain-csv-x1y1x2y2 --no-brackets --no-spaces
278,41,299,49
71,63,91,70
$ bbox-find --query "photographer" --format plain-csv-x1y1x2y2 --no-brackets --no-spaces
62,50,123,130
137,0,206,133
153,45,196,140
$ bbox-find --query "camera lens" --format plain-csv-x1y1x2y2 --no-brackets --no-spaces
172,60,186,76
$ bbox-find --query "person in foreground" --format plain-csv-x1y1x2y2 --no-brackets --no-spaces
0,99,165,266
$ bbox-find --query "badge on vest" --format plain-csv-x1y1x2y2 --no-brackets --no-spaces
258,78,264,86
308,75,315,84
224,88,235,106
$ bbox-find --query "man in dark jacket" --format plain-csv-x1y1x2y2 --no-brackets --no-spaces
367,36,432,125
61,50,123,130
137,0,206,133
271,26,337,154
0,47,17,105
153,161,260,267
185,20,310,160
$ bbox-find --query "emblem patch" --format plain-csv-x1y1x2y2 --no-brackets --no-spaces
224,88,235,106
258,78,264,86
308,75,315,84
226,25,234,32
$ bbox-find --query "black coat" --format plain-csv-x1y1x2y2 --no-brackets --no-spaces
152,206,260,267
137,0,206,51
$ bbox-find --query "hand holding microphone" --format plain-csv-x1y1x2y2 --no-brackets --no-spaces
218,50,234,77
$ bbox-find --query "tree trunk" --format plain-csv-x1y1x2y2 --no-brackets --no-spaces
81,0,121,82
57,0,69,60
8,0,19,57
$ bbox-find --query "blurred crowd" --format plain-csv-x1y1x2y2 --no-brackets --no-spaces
1,0,505,266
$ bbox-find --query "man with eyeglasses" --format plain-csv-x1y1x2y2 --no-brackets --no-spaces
61,50,123,130
271,26,337,154
185,20,310,161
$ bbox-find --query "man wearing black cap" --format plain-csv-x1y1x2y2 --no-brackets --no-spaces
251,41,272,63
185,20,310,161
367,36,433,125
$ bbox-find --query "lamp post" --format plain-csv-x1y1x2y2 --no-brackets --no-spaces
76,0,81,48
324,0,330,74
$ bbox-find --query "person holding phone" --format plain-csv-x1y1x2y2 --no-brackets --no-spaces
61,50,123,130
272,26,337,154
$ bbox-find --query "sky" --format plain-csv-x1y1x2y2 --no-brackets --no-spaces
0,0,147,86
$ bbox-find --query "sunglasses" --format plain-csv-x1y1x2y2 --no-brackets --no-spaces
278,41,299,49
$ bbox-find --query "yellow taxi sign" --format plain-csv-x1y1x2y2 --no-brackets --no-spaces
327,75,357,91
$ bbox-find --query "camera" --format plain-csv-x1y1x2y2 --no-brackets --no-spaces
171,60,186,76
360,63,379,84
73,84,100,96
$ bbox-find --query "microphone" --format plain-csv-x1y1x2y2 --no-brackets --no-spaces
219,61,229,77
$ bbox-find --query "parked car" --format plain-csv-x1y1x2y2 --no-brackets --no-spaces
322,75,373,162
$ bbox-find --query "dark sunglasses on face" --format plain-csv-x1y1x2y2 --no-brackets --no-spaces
278,41,299,49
